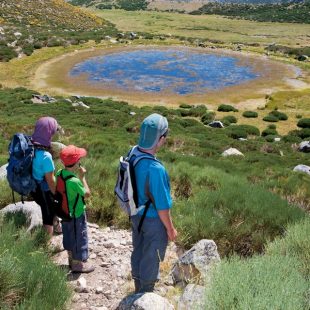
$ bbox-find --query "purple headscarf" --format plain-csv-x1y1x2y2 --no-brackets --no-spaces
32,117,58,147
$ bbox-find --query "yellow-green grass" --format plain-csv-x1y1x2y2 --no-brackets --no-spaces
88,9,310,47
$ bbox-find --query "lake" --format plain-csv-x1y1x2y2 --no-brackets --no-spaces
69,48,260,95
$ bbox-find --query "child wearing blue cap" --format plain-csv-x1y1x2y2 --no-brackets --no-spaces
129,113,178,293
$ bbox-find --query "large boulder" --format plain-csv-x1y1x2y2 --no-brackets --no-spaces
298,141,310,153
171,239,220,285
293,165,310,176
117,293,174,310
0,163,8,180
178,284,205,310
0,201,42,231
208,121,224,128
222,148,244,157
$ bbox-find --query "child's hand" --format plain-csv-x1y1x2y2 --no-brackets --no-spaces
78,165,87,178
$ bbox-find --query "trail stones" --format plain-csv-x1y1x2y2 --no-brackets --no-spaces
118,293,174,310
178,284,205,310
298,141,310,153
293,164,310,176
171,239,220,285
0,201,42,231
222,148,244,157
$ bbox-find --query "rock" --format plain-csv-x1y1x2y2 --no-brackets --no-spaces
0,163,8,180
129,112,136,116
208,121,224,128
0,201,42,231
293,164,310,176
274,137,281,142
14,32,22,38
298,141,310,153
222,148,244,157
76,277,88,293
72,101,90,109
297,55,308,62
178,284,205,310
118,293,174,310
171,239,220,285
96,287,103,294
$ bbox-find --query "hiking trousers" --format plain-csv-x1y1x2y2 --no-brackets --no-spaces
131,215,168,293
62,212,88,261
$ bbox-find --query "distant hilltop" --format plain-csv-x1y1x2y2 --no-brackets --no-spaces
0,0,104,29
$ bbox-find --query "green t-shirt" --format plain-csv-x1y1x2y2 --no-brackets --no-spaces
56,169,86,218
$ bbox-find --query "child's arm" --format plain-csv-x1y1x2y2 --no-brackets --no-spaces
78,165,90,198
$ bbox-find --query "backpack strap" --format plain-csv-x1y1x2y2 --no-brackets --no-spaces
129,154,158,233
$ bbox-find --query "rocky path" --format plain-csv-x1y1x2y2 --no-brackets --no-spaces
52,223,134,310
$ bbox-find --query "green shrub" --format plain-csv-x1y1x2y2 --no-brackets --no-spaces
297,128,310,139
242,111,258,118
297,118,310,128
206,255,308,309
218,104,238,112
262,128,278,137
268,124,276,129
222,115,237,125
282,135,302,143
225,126,247,139
263,115,279,122
296,114,302,119
265,134,277,142
179,103,191,109
0,216,71,309
238,125,260,136
270,110,288,121
201,112,216,124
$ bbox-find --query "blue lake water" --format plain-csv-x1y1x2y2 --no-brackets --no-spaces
70,48,260,95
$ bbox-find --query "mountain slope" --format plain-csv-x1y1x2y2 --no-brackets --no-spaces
0,0,104,29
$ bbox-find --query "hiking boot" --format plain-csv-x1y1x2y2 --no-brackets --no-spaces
68,251,73,268
71,260,95,273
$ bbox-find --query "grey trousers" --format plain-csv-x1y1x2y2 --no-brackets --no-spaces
131,214,168,293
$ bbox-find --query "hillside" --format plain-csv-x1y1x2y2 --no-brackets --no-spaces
191,1,310,24
0,0,117,62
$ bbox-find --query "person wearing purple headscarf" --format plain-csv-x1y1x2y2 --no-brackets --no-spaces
31,116,59,236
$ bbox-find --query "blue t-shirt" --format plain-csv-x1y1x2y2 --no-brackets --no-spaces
132,147,172,218
32,149,55,191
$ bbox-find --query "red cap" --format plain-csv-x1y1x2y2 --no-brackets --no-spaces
60,145,87,166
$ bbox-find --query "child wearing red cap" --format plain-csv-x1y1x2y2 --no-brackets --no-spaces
58,145,95,273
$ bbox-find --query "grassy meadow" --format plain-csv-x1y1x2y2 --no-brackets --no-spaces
89,9,310,47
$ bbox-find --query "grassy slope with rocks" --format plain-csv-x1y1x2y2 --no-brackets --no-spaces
0,0,117,62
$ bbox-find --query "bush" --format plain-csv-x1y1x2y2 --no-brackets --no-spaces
201,112,216,124
297,118,310,129
0,216,71,309
270,110,288,121
265,135,277,142
268,124,276,129
297,128,310,139
263,115,279,122
242,111,258,118
222,115,237,125
296,114,302,119
238,125,260,136
218,104,238,112
179,103,191,109
225,127,247,139
262,128,278,137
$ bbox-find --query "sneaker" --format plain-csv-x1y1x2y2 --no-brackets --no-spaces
71,260,95,273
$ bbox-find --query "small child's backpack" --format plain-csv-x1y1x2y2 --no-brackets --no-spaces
54,170,79,220
7,133,37,201
114,147,156,232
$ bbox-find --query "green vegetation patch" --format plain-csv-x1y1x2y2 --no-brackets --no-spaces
0,214,71,309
